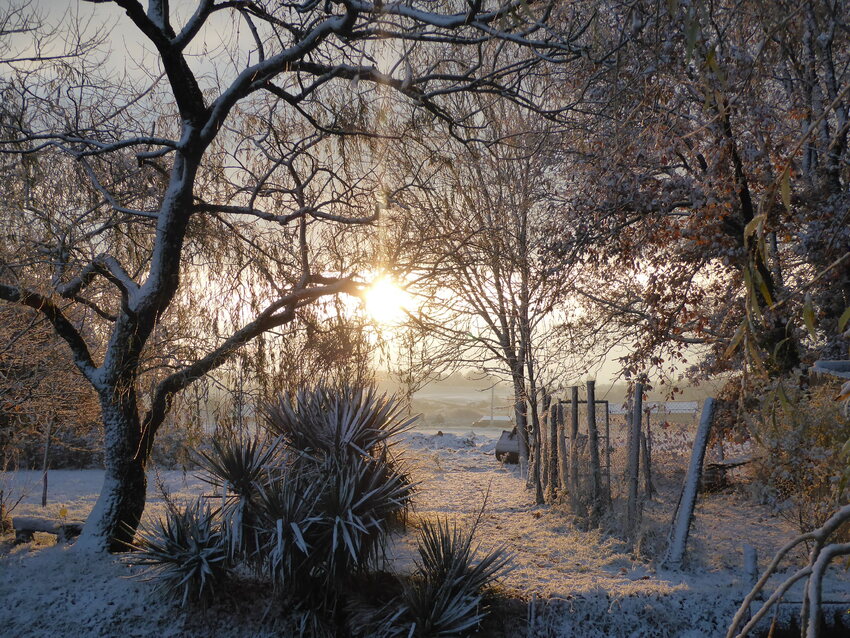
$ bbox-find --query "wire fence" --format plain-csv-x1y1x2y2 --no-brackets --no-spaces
530,382,706,540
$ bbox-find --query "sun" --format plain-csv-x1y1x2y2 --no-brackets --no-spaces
364,276,413,325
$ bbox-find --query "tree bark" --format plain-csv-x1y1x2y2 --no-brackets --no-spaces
511,371,529,474
77,387,148,552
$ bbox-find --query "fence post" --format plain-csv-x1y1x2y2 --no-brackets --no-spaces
626,382,644,537
586,380,602,526
569,386,580,506
539,392,548,495
533,390,548,505
605,403,611,504
557,402,569,496
547,402,558,501
641,407,655,499
663,397,716,569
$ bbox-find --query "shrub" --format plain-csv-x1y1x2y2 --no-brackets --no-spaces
262,385,416,461
196,436,279,560
752,381,850,535
129,385,509,636
128,500,228,607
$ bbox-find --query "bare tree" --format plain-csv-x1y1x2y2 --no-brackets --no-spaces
390,103,574,469
0,0,580,551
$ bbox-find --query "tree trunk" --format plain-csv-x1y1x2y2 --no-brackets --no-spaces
41,416,53,508
77,391,148,553
511,373,529,474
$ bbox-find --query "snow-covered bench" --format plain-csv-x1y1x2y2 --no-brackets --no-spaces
12,516,84,544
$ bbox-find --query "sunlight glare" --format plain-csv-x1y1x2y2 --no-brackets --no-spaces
365,276,413,325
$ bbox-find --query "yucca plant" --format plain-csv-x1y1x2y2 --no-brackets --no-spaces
196,435,278,497
313,455,416,585
402,517,512,636
253,465,325,591
196,435,278,560
127,500,228,608
262,385,417,460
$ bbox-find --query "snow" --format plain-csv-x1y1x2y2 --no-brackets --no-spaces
2,431,849,637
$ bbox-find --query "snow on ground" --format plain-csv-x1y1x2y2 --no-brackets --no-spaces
2,430,849,637
394,430,850,636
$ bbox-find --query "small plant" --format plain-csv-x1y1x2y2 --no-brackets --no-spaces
127,500,228,607
348,514,512,638
402,516,512,636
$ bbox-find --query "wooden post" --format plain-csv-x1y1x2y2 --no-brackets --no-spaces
640,431,654,499
642,408,655,498
570,385,584,516
604,403,611,504
743,544,758,591
743,544,759,623
547,403,558,501
533,391,546,505
557,403,569,496
537,390,551,503
646,408,653,457
41,416,53,508
663,397,715,569
586,380,602,526
626,383,643,537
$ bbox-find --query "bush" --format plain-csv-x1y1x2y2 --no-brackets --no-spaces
128,500,228,607
129,385,508,636
752,381,850,535
196,436,279,560
262,385,416,461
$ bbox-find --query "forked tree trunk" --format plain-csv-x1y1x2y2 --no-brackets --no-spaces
77,391,148,552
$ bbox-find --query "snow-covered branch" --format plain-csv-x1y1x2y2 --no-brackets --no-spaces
140,276,361,446
0,283,98,380
55,253,140,303
727,504,850,638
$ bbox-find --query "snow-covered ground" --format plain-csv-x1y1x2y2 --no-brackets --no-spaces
1,431,848,637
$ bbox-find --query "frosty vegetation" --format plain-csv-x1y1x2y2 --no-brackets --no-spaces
1,0,850,636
